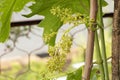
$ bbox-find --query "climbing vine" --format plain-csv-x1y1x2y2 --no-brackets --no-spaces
0,0,110,80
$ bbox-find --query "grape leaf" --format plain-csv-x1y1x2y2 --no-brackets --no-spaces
0,0,34,42
90,68,101,80
26,0,90,46
14,0,35,11
0,0,16,42
40,13,62,45
0,0,108,43
67,68,82,80
102,0,108,7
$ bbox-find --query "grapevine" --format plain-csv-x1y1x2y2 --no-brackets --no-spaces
50,6,89,26
46,6,93,73
47,33,73,72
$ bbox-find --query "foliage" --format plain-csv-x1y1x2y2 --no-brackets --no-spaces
26,0,90,46
0,0,108,45
47,33,73,72
0,0,110,80
67,68,82,80
0,0,107,44
0,0,34,42
0,0,15,42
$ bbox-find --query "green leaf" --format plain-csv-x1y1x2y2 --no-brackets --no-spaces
40,13,62,46
67,68,82,80
26,0,90,17
26,0,90,46
90,67,101,80
0,0,16,42
102,0,108,7
13,0,35,12
0,0,34,42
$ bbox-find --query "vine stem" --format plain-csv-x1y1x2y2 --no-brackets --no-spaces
82,0,98,80
95,31,105,80
112,0,120,79
97,0,109,80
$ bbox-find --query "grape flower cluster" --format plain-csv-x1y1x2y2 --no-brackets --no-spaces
50,6,89,26
46,6,95,73
47,33,72,72
44,32,57,43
